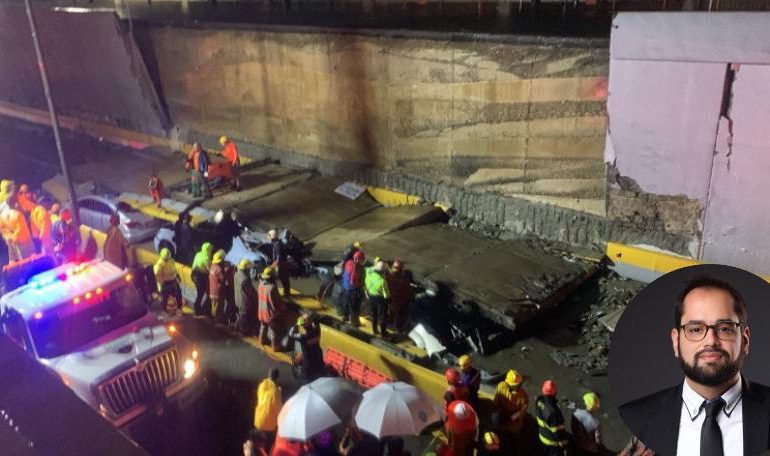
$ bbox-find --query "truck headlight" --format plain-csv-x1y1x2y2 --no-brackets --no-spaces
183,358,198,379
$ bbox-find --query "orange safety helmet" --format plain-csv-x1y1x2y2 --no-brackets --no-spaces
541,380,557,396
445,367,462,385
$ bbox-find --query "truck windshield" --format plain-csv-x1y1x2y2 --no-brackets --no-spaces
28,285,148,359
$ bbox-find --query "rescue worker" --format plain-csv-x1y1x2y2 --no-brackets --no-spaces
443,367,470,413
0,200,35,263
209,249,228,323
51,208,79,264
268,229,291,297
342,250,366,327
154,247,183,315
493,369,529,434
187,142,212,198
15,184,37,214
149,172,164,208
444,400,478,456
174,212,194,264
571,392,602,455
536,380,569,456
29,205,53,257
258,266,285,350
340,241,363,263
387,258,413,334
254,367,283,442
236,259,259,336
219,135,242,191
49,203,61,223
0,179,14,207
458,355,481,411
191,242,213,316
288,313,324,381
364,258,390,336
103,213,129,269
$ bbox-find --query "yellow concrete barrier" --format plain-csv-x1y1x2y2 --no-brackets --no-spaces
605,242,699,275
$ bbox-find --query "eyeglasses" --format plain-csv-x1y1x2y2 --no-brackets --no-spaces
678,321,741,342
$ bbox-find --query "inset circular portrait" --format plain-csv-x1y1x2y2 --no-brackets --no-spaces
608,264,770,456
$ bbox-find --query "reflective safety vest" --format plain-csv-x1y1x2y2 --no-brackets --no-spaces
536,395,569,448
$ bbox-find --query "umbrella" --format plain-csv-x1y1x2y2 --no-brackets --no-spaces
277,377,362,441
354,382,443,438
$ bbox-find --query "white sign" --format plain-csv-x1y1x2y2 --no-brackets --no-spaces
334,181,366,200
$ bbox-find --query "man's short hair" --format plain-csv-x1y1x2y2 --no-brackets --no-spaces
674,276,747,328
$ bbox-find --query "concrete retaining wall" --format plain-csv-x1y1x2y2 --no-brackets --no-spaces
143,24,609,216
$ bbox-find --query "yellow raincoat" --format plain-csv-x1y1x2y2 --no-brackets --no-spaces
253,377,282,432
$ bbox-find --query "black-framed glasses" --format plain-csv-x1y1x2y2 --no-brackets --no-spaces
678,321,741,342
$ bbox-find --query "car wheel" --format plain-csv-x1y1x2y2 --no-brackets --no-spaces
158,240,176,258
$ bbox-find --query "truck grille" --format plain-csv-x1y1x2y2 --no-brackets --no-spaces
99,350,180,415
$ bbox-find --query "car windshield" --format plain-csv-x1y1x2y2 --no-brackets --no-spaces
28,285,148,359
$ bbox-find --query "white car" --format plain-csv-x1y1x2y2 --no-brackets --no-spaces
77,195,162,244
0,260,203,428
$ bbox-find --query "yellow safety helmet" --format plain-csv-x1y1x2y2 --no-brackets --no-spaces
219,135,228,145
261,266,274,279
458,354,473,369
296,316,305,326
159,248,171,260
505,369,522,387
352,241,362,249
238,259,252,270
583,392,600,412
213,249,225,264
483,432,500,451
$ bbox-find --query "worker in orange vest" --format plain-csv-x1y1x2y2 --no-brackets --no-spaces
258,266,285,350
0,204,35,263
444,368,470,413
16,184,37,214
219,135,242,191
494,369,529,434
444,400,479,456
30,205,53,257
149,172,164,208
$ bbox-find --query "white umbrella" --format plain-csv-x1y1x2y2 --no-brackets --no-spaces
354,382,443,438
277,377,362,441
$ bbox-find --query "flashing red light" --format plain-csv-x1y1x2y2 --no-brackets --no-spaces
96,287,103,295
33,311,43,320
168,324,177,334
73,296,81,304
125,273,133,282
85,292,93,299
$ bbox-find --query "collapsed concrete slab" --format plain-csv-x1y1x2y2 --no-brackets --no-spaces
361,224,600,331
308,205,446,262
234,176,381,241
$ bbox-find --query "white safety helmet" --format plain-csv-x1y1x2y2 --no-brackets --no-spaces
453,402,469,420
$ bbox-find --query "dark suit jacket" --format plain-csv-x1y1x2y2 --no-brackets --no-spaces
619,377,770,456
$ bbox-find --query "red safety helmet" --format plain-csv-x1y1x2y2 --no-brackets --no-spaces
60,209,72,222
353,251,365,262
445,367,461,385
541,380,557,396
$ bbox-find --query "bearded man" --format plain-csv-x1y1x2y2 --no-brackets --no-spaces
619,276,770,456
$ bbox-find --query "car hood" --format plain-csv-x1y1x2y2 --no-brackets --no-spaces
43,313,175,386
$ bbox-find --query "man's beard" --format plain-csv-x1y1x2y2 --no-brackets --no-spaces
678,343,745,387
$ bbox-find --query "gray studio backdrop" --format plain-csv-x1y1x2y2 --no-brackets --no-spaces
609,264,770,407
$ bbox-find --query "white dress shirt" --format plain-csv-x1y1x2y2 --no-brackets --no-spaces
676,375,743,456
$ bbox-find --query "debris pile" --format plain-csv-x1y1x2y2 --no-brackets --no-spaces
551,272,644,375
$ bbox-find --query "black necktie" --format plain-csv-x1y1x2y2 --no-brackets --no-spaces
700,398,726,456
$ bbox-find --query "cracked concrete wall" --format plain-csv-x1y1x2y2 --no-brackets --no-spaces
606,13,770,274
144,25,609,216
0,6,167,136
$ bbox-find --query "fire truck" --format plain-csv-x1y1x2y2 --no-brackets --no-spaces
0,259,202,429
